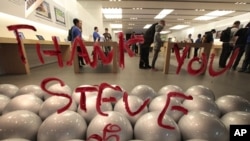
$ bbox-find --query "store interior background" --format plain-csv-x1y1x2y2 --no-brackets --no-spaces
1,0,250,42
0,0,250,101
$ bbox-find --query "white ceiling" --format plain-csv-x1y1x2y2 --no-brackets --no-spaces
77,0,250,34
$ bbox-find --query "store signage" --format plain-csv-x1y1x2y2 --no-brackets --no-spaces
7,24,239,77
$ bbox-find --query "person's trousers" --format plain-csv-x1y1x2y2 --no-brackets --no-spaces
241,43,250,70
77,46,84,66
139,43,150,68
151,49,160,68
193,47,199,58
219,43,233,67
232,44,245,69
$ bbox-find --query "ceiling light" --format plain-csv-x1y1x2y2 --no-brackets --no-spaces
143,24,152,29
206,10,235,16
170,25,189,30
110,24,123,29
102,8,122,19
235,2,246,4
194,16,216,20
193,10,235,21
195,9,205,11
154,9,174,19
130,17,138,20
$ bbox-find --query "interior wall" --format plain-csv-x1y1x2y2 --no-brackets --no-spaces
0,0,103,41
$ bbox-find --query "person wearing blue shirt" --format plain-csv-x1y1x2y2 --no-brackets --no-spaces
194,34,202,58
93,26,100,42
71,18,84,67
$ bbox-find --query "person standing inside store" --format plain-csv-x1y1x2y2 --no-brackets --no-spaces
238,26,250,73
203,29,216,43
194,33,202,58
93,26,101,42
71,18,85,67
184,33,194,58
139,20,165,69
219,20,241,68
232,22,250,71
151,23,164,71
130,31,138,54
103,28,112,55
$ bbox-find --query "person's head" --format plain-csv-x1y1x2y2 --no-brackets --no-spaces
198,34,201,38
73,18,82,28
159,20,166,27
94,26,98,32
188,34,192,38
211,29,216,33
155,24,163,32
233,20,241,28
245,22,250,28
105,28,109,33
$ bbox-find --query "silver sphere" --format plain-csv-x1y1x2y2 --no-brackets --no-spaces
39,96,77,120
3,94,43,114
221,111,250,131
44,83,72,99
215,95,250,115
0,95,10,115
77,95,112,123
37,111,87,141
72,85,98,105
114,95,148,125
0,84,19,98
130,85,157,101
178,111,228,141
182,95,221,117
149,95,184,122
102,84,125,105
87,111,133,141
158,85,183,95
134,111,181,141
16,85,45,99
0,110,42,140
185,85,215,100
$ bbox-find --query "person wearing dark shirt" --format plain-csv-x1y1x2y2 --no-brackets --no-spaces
71,18,84,67
204,29,216,43
219,21,240,68
130,32,138,54
239,26,250,73
232,22,250,70
139,20,165,69
103,28,112,54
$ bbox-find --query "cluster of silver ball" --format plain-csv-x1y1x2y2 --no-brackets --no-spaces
0,83,250,141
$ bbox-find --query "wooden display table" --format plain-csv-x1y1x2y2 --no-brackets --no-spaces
0,37,70,74
211,44,222,56
163,42,213,74
73,41,119,73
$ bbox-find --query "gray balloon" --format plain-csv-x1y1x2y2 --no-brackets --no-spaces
178,111,228,141
37,111,87,141
216,95,250,115
0,110,42,140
